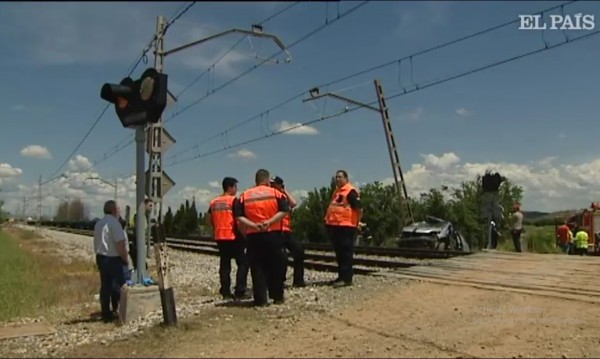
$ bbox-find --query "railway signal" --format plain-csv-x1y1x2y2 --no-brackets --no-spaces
100,68,168,128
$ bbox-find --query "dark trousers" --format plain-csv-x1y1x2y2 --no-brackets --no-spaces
282,231,305,286
95,254,125,319
216,239,249,297
327,226,357,283
489,227,499,249
511,229,523,252
246,232,287,305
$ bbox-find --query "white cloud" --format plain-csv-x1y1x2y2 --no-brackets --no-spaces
398,107,423,122
20,145,52,159
380,152,600,212
456,108,470,117
68,155,92,172
291,189,309,201
208,181,221,189
228,149,257,160
274,121,319,135
421,152,460,170
0,163,22,178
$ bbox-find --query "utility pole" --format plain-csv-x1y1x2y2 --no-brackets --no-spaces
302,79,414,228
22,196,26,220
149,15,177,327
37,175,42,226
374,80,414,225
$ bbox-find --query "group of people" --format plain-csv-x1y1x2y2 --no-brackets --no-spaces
556,220,589,255
91,167,364,320
206,168,362,306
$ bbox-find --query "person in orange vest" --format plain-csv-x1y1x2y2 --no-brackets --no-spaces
234,169,290,306
270,176,306,288
206,177,249,300
325,169,362,287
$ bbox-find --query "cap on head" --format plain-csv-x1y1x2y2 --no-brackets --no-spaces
270,176,284,186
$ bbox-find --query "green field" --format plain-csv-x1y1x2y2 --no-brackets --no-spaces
498,225,561,254
0,229,48,321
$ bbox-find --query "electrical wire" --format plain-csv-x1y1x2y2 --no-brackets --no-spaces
163,1,369,125
163,0,577,164
80,1,368,172
44,2,197,182
166,28,600,167
176,1,301,99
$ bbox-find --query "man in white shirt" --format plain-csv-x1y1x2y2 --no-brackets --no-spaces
94,200,129,323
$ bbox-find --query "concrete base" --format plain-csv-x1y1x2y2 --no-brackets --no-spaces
118,285,162,325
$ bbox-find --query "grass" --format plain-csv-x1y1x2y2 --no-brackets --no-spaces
0,228,99,322
498,225,561,254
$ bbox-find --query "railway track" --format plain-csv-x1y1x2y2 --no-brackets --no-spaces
40,226,471,275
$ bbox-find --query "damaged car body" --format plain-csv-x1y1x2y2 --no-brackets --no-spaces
398,216,470,252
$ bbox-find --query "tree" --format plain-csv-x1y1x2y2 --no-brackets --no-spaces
291,174,523,250
173,203,186,234
163,207,174,234
54,198,90,221
186,198,199,234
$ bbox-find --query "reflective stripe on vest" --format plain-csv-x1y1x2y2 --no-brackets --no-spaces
209,195,236,241
325,183,359,227
241,185,282,234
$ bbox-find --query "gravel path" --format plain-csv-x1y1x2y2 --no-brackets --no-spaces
1,226,399,358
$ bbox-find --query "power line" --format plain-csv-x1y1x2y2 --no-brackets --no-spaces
44,2,197,182
163,0,577,164
77,1,368,173
163,1,369,125
176,1,301,99
166,28,600,167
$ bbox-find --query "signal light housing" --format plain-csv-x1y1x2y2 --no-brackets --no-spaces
100,68,168,128
481,171,505,193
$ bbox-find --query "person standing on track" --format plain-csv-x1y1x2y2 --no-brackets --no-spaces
270,176,306,288
206,177,249,300
325,170,362,288
235,169,289,306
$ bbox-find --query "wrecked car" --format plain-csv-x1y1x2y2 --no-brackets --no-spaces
397,216,470,252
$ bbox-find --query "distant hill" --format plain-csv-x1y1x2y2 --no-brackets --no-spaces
523,210,581,224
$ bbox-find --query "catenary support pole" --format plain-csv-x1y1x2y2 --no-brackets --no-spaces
135,125,147,284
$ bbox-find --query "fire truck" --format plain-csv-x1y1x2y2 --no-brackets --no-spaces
555,202,600,255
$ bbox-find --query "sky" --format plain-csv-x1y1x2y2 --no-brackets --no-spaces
2,0,600,219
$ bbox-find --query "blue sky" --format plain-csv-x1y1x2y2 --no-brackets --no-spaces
2,1,600,218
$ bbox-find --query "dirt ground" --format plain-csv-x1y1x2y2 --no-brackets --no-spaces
63,276,600,358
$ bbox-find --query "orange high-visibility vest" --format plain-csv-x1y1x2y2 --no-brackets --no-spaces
240,185,284,234
325,183,359,228
280,193,292,233
209,194,237,241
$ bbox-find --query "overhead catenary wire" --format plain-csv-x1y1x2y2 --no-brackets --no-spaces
166,27,600,167
163,1,369,124
176,1,301,99
78,1,368,173
43,2,197,182
163,0,578,163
